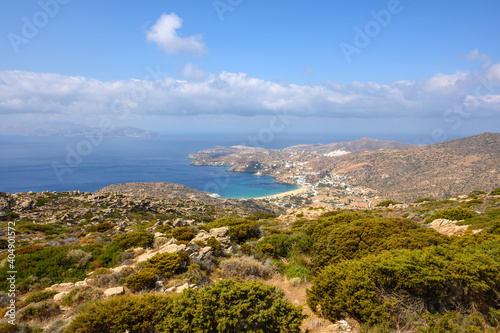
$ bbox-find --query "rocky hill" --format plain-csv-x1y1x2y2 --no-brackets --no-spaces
326,132,500,202
189,132,499,203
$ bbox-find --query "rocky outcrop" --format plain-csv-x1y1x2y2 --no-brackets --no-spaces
428,218,482,236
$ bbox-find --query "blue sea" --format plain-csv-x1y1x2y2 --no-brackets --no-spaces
0,133,420,198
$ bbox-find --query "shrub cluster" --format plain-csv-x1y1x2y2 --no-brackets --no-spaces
66,280,304,333
171,227,195,242
125,268,157,292
62,286,103,306
202,217,260,243
142,252,183,278
425,208,476,223
307,213,449,271
157,280,305,333
307,245,500,327
112,231,154,249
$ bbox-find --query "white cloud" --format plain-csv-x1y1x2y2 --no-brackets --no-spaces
181,63,205,81
146,13,206,56
0,67,498,124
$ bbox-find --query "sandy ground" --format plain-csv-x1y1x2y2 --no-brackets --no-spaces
252,184,309,200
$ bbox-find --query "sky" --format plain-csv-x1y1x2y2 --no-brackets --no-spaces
0,0,499,143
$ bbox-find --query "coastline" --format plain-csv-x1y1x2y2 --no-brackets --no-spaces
251,184,309,200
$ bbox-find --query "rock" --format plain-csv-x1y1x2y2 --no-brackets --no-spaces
75,280,87,287
158,243,187,254
190,246,213,264
53,292,69,303
173,218,196,227
190,230,211,244
154,237,170,249
18,198,36,211
104,286,125,298
429,218,480,236
165,283,196,293
0,193,13,213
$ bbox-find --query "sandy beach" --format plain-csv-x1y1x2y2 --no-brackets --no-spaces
252,184,309,200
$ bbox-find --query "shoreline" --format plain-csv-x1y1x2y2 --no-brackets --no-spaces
251,184,309,200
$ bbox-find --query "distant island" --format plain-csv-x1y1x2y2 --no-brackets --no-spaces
0,122,159,138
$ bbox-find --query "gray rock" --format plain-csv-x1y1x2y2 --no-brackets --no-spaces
18,198,36,211
104,286,125,298
165,283,196,293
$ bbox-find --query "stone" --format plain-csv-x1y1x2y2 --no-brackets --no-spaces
75,280,87,287
104,286,125,298
158,243,187,254
18,198,36,211
165,283,196,293
53,291,69,303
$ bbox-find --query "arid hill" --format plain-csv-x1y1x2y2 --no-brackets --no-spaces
327,132,500,201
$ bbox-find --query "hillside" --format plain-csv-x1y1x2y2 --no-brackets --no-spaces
0,187,499,332
326,132,500,202
189,132,500,204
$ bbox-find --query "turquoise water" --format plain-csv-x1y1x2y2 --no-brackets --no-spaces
0,135,300,198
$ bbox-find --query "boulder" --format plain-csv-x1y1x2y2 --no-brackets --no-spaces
104,286,125,298
190,246,213,264
158,243,187,254
18,198,36,211
53,291,69,303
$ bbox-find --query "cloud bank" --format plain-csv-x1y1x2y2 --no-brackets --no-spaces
0,66,499,124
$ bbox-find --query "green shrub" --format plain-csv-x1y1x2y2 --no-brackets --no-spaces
256,233,313,259
206,237,220,253
143,252,181,278
414,198,435,203
460,199,483,208
240,243,254,255
307,246,500,327
35,198,50,206
157,280,305,332
62,286,103,306
285,264,311,282
468,190,486,198
89,267,111,278
376,200,401,207
171,227,196,242
0,240,7,250
308,215,449,271
125,268,157,292
258,243,275,258
6,212,19,220
246,212,276,221
425,208,476,223
24,290,58,305
20,301,60,321
64,294,172,333
202,217,260,244
112,231,154,249
490,188,500,196
456,208,500,232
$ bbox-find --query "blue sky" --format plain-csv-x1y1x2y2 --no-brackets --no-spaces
0,0,499,142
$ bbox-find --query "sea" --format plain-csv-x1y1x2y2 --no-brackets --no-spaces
0,133,420,198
